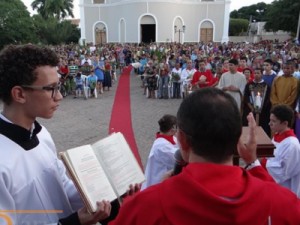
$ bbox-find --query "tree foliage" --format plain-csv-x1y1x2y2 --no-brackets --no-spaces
229,19,249,36
264,0,300,33
0,0,80,49
230,2,269,22
230,0,300,34
31,0,74,20
32,15,80,45
0,0,37,49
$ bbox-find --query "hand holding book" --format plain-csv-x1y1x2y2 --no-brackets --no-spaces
77,200,111,224
60,132,145,213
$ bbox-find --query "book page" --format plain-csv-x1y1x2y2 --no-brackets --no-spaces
92,132,145,197
65,145,117,211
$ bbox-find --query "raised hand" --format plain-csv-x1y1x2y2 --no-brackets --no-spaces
237,112,257,164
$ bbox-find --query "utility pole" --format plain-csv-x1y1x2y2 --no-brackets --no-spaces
248,15,253,37
297,11,300,44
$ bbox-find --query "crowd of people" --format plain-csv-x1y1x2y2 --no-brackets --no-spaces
126,41,300,139
54,40,300,115
138,40,300,201
56,47,118,99
114,88,300,225
1,40,300,224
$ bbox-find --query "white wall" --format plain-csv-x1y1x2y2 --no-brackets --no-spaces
81,0,228,44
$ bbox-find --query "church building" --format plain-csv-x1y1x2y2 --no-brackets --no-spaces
79,0,231,44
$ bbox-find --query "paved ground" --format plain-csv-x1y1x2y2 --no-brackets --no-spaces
35,70,183,168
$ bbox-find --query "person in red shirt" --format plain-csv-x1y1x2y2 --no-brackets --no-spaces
110,88,300,225
58,59,70,95
191,59,213,89
211,65,223,87
58,59,70,79
243,68,253,83
103,61,112,91
238,56,254,81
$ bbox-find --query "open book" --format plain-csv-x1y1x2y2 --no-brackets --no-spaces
60,132,145,212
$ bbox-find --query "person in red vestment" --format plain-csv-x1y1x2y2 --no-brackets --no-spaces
110,88,300,225
238,56,254,82
243,68,254,83
221,59,230,74
191,59,213,89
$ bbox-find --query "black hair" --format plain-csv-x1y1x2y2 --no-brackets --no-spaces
229,58,239,65
284,60,296,67
198,59,206,64
243,68,251,73
177,88,242,163
158,114,177,133
264,59,273,65
0,44,59,105
254,67,264,74
270,105,294,127
240,56,248,61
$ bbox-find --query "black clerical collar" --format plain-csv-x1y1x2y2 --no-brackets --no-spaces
0,118,42,150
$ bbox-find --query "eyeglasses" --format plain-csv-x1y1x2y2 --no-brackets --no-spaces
21,82,61,99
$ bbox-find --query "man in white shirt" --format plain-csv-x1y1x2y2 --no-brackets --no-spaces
217,58,247,111
180,60,196,98
81,54,92,66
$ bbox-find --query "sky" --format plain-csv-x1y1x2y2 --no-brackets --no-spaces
21,0,274,19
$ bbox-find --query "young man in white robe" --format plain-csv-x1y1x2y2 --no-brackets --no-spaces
0,45,112,225
217,58,247,111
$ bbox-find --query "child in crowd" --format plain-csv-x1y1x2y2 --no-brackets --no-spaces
142,114,178,190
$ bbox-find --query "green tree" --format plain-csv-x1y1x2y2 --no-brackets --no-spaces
229,19,249,36
0,0,36,49
65,22,81,44
230,2,269,22
264,0,300,33
31,0,74,20
32,14,80,45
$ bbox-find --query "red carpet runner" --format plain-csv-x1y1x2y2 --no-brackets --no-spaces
109,66,143,169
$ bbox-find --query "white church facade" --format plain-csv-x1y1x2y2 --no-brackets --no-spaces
79,0,231,45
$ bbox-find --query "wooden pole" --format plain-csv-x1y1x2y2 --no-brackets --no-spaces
255,113,260,125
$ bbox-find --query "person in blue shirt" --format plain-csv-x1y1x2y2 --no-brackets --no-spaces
262,59,277,88
88,70,98,98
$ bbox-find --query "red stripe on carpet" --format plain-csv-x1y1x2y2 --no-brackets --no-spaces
109,66,143,169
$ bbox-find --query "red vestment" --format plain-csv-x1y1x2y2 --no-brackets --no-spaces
110,163,300,225
191,70,213,88
237,67,254,82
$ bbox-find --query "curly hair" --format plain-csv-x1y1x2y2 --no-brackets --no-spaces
0,44,59,105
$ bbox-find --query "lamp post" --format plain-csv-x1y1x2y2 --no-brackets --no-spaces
296,11,300,44
174,25,186,43
256,9,264,22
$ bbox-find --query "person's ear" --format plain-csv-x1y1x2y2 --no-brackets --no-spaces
177,129,191,162
282,120,289,127
11,86,26,104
